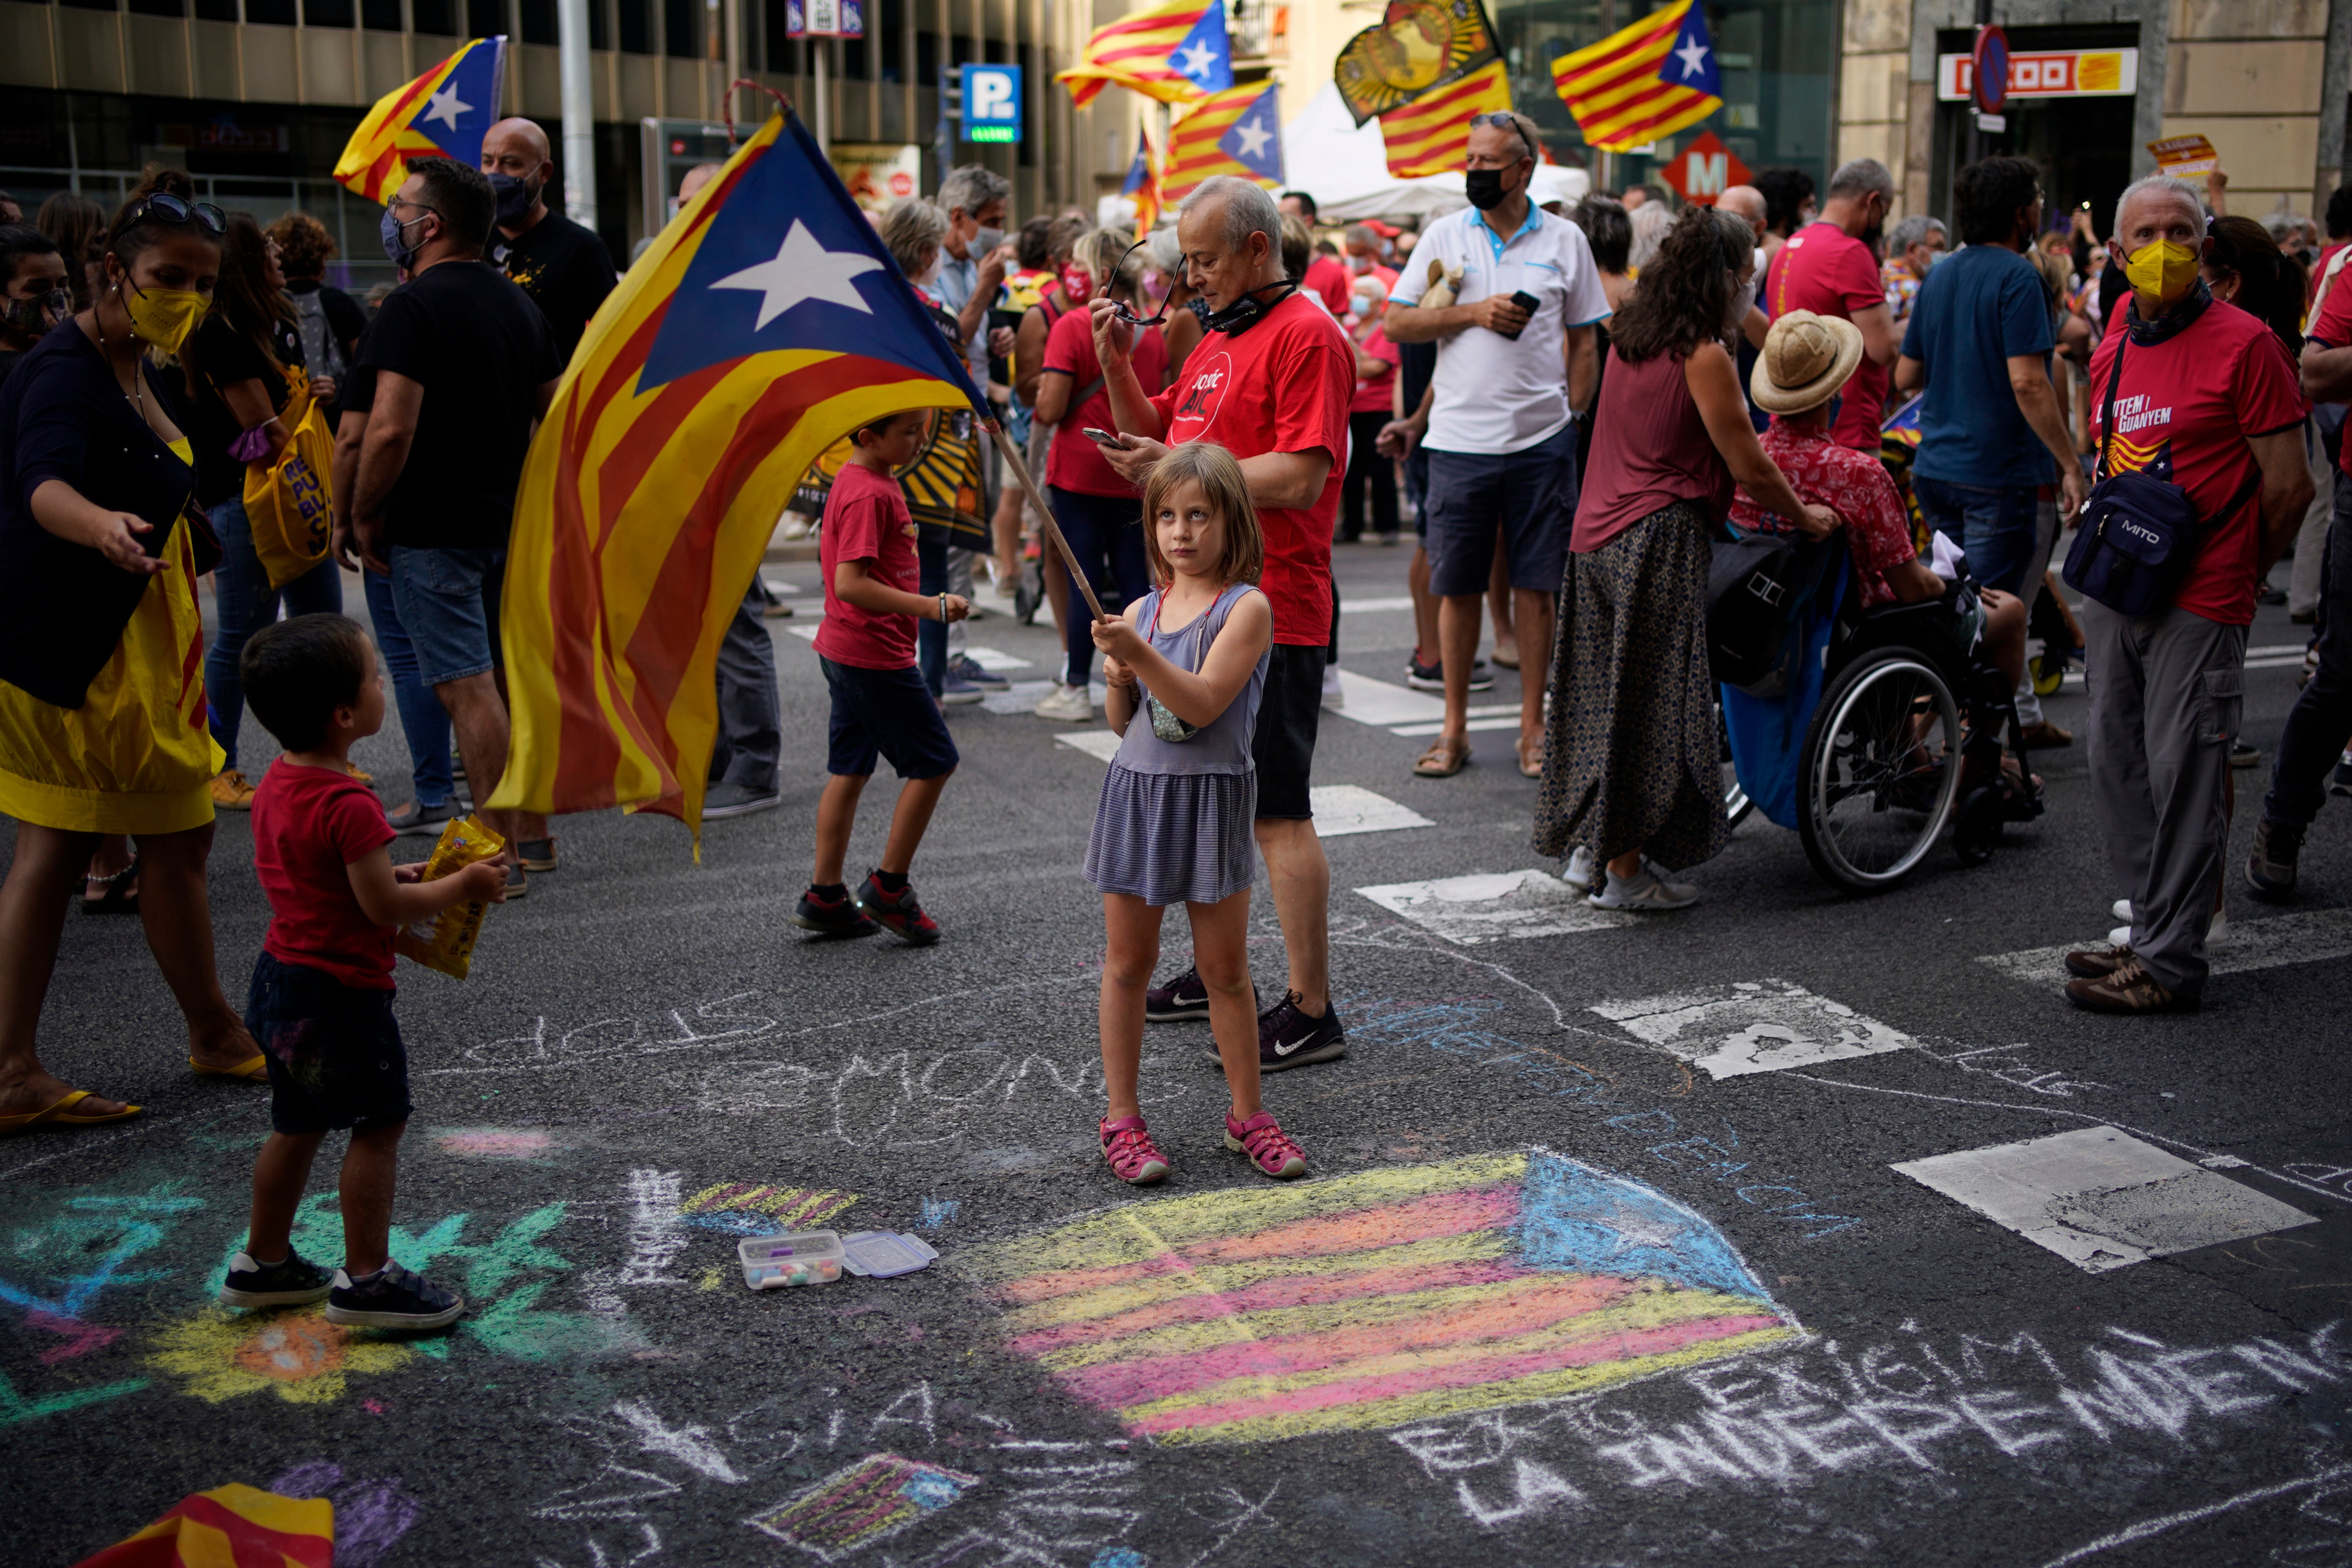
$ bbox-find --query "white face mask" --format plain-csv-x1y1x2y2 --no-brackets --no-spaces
1347,294,1373,318
914,254,942,291
1726,270,1757,334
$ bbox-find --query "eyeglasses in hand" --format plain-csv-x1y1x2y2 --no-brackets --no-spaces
1108,239,1173,327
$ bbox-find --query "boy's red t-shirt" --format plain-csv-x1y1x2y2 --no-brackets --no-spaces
814,459,920,670
251,762,399,989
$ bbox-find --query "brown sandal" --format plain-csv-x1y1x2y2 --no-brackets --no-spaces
1414,739,1470,777
1515,735,1544,778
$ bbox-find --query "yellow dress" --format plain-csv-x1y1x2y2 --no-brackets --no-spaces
0,436,224,834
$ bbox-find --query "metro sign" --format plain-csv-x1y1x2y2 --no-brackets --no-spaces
1937,47,2136,101
1657,131,1750,206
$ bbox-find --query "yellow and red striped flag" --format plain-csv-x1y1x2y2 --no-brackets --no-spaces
1162,82,1285,204
1055,0,1232,110
331,36,506,203
488,112,983,846
1121,128,1163,233
1378,59,1512,180
1551,0,1724,153
72,1482,333,1567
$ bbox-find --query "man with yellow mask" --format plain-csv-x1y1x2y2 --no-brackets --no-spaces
2062,175,2315,1015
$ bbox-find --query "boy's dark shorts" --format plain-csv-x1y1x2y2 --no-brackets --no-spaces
1251,645,1325,820
246,951,412,1135
821,656,960,779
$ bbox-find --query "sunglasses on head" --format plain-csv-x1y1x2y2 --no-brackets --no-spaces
1470,112,1537,162
1109,238,1172,327
123,192,228,237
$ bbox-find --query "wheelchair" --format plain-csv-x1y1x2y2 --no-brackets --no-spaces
1722,569,2045,893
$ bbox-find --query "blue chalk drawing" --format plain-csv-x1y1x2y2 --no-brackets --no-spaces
918,1199,960,1230
901,1470,967,1510
1513,1149,1779,1303
1089,1551,1149,1568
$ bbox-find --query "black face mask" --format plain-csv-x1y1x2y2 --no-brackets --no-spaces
1464,168,1512,211
1860,224,1884,254
1202,277,1300,336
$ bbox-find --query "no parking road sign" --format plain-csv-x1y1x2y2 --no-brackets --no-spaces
961,63,1023,144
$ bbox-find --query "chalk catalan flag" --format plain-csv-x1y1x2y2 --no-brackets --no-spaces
1162,81,1284,204
489,111,984,844
1379,59,1512,181
1551,0,1723,153
1055,0,1232,110
1121,127,1164,234
331,36,506,204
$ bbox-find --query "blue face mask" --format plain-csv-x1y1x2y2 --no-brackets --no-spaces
489,171,540,225
380,205,429,269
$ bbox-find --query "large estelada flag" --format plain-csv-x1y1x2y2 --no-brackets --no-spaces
1121,127,1163,233
1334,0,1503,126
1379,58,1511,179
1162,82,1284,204
489,111,983,844
1056,0,1232,110
1552,0,1723,153
72,1483,333,1567
332,36,505,203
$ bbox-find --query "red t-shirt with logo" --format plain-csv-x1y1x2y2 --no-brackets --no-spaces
253,762,399,989
2299,272,2352,475
2085,300,2309,626
1766,222,1889,450
1042,309,1166,497
815,459,920,669
1147,289,1353,645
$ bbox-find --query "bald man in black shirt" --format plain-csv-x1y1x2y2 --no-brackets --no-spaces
481,117,618,369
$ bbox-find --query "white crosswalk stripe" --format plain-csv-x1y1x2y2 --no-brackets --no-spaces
1976,908,2352,984
1591,980,1912,1080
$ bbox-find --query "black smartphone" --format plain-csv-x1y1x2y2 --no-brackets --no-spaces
1498,289,1542,341
1082,427,1124,446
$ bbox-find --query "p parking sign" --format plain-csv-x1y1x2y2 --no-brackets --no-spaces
960,63,1023,144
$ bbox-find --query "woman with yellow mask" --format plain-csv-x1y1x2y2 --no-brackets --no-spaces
0,166,272,1135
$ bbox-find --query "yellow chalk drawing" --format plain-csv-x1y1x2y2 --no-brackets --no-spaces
151,1307,415,1404
680,1183,859,1230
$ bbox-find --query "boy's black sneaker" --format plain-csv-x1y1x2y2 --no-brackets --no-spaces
793,886,880,938
855,873,941,945
1204,991,1347,1071
1146,965,1262,1022
1404,656,1493,693
218,1248,334,1308
324,1260,464,1329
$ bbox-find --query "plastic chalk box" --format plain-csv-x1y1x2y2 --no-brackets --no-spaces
739,1231,845,1289
839,1230,939,1278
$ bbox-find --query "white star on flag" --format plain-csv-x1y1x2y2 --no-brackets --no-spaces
711,220,882,330
1177,38,1218,79
421,80,472,133
1232,115,1272,161
1673,31,1710,80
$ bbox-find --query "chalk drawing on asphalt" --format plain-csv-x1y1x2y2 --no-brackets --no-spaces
152,1307,419,1404
267,1461,422,1568
744,1453,984,1561
1353,870,1635,944
963,1149,1800,1445
1591,980,1913,1081
433,1128,562,1159
1893,1127,2320,1272
678,1183,859,1237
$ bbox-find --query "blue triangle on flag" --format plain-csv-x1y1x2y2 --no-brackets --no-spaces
1657,6,1723,97
1217,86,1284,182
413,38,505,166
1169,5,1234,93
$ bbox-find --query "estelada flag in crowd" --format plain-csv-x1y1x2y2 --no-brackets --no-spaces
1162,82,1285,203
1552,0,1723,153
1334,0,1503,124
1121,127,1164,233
1379,58,1511,179
1055,0,1232,110
489,111,983,844
331,35,506,203
71,1482,333,1567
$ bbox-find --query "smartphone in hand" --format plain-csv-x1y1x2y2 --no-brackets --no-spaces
1497,290,1542,342
1082,427,1124,447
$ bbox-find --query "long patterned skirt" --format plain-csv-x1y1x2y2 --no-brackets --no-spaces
1531,500,1729,873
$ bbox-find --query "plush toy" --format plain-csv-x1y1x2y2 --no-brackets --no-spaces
1419,256,1467,310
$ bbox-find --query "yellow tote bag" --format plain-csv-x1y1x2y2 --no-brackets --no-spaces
243,384,335,589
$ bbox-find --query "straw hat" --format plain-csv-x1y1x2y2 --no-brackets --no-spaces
1751,309,1866,416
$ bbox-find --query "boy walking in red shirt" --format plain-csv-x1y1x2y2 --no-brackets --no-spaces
217,614,506,1328
794,411,969,945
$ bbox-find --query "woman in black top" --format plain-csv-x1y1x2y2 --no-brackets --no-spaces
0,170,271,1135
185,211,343,810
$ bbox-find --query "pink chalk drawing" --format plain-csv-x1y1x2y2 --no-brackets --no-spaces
27,1308,123,1363
433,1129,559,1159
745,1454,981,1561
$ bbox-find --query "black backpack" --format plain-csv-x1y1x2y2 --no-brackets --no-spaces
1708,523,1840,696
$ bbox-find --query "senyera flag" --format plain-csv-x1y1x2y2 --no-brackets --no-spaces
1121,127,1163,233
332,35,506,203
1056,0,1232,110
1380,59,1512,180
1551,0,1723,153
489,109,984,847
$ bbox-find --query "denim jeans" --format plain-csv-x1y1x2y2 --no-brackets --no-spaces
204,495,343,770
1047,487,1150,687
710,583,780,789
1911,476,2043,596
361,568,454,808
916,529,948,699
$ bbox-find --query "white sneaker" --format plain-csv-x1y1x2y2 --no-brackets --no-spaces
1563,846,1595,892
2110,898,2132,923
1034,683,1094,722
1321,665,1345,709
1588,862,1698,911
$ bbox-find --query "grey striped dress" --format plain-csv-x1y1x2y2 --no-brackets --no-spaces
1085,583,1268,907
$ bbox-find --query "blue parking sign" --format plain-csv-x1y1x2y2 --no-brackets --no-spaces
960,63,1022,144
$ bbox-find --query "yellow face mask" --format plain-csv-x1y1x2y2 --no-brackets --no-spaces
2123,237,2201,309
119,278,209,356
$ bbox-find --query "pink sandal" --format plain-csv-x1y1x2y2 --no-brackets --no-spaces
1100,1115,1170,1184
1224,1111,1307,1180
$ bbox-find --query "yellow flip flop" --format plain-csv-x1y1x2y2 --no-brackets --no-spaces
191,1053,269,1081
0,1089,143,1135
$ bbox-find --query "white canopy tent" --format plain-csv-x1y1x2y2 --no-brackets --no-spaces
1277,83,1590,225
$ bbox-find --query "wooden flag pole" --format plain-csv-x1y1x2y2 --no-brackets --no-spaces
985,418,1108,624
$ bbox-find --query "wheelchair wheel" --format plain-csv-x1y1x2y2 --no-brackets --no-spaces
1797,648,1962,892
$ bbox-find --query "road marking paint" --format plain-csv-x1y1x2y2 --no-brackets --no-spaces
1891,1126,2317,1273
1055,731,1123,762
963,646,1033,671
1330,670,1447,727
1354,869,1633,944
1591,979,1912,1080
1341,595,1417,611
1310,785,1436,837
980,680,1108,716
1390,716,1530,737
788,626,819,641
760,574,804,594
1976,907,2352,985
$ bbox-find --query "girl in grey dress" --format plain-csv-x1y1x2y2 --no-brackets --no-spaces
1083,444,1306,1186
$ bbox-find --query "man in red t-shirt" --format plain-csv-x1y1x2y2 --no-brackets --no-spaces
2068,176,2313,1015
1093,174,1356,1068
1763,158,1898,450
1281,190,1354,314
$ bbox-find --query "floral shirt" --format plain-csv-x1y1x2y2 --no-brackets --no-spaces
1730,418,1919,609
1881,257,1924,323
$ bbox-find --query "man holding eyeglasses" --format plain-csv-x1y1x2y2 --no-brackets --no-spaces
1384,110,1605,782
1088,174,1357,1072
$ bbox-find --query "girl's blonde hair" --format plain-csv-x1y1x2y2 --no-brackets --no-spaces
1140,443,1263,588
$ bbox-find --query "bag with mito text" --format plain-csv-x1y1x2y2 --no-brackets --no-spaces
393,815,506,979
242,383,335,589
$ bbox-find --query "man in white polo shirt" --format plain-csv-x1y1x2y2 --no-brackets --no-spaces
1386,111,1604,779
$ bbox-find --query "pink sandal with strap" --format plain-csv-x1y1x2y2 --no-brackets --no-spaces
1224,1111,1307,1180
1100,1115,1170,1185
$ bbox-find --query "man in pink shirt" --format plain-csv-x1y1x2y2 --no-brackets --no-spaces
1763,158,1898,450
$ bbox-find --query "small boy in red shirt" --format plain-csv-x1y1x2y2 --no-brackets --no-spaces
216,614,506,1330
794,410,968,945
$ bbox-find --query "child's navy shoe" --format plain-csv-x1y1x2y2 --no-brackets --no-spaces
855,873,941,946
793,885,880,938
218,1249,334,1308
324,1260,464,1330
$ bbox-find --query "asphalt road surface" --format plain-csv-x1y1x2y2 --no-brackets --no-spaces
7,541,2350,1568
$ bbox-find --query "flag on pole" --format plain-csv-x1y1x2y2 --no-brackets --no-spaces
331,36,506,203
1121,127,1164,233
1551,0,1723,153
1055,0,1232,110
1333,0,1503,126
488,111,984,845
1378,58,1512,179
1162,82,1285,204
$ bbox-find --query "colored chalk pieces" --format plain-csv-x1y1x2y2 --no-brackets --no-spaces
739,1230,846,1289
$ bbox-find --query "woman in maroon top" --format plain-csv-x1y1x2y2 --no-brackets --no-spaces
1534,207,1837,910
